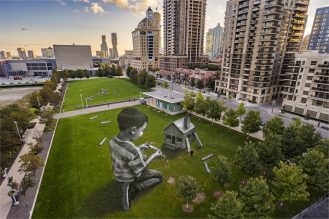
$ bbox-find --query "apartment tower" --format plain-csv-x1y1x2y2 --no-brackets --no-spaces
131,7,161,71
308,6,329,54
111,33,119,59
101,35,109,58
215,0,309,103
206,23,224,59
160,0,208,72
17,48,27,59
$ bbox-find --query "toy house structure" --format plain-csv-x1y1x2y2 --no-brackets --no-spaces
163,117,202,152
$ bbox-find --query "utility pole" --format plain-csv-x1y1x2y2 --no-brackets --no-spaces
14,121,22,140
80,94,84,109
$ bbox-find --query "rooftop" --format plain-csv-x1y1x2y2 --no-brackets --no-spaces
143,90,184,104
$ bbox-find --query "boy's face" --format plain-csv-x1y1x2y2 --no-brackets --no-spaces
131,122,147,140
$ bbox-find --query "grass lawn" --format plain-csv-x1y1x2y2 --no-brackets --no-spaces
32,106,323,218
62,78,147,112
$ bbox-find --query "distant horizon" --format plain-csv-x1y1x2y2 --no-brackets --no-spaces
0,0,328,57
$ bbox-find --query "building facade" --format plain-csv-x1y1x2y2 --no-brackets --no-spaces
100,35,109,58
215,0,309,104
53,44,93,70
41,47,54,58
131,7,161,71
27,50,35,59
282,51,329,122
308,6,329,54
300,34,310,52
206,23,224,59
0,51,6,59
111,33,119,59
17,48,27,59
160,0,208,72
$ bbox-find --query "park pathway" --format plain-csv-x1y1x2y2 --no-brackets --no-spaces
54,99,141,119
0,119,45,219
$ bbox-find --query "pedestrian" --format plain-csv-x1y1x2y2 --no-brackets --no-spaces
3,168,7,178
318,122,321,127
190,150,194,157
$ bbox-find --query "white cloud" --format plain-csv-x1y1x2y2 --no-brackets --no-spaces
84,6,89,13
56,0,67,6
90,2,106,14
102,0,161,14
102,0,128,9
73,0,90,3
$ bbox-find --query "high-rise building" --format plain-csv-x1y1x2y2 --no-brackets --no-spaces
131,7,161,71
300,34,310,52
109,48,113,59
111,33,119,58
215,0,309,104
308,6,329,54
206,23,224,59
41,47,54,58
17,48,27,59
282,51,329,122
101,35,109,58
27,50,35,59
6,52,11,59
160,0,208,72
0,51,6,59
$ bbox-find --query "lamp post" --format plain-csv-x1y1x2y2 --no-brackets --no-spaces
14,120,22,140
80,94,84,109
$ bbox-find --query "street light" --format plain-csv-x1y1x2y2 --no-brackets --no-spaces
14,120,22,140
80,94,84,109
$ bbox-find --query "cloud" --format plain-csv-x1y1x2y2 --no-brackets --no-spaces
73,0,90,3
56,0,67,6
90,2,106,14
102,0,128,9
102,0,161,14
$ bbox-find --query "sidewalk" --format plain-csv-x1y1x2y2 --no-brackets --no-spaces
0,119,45,219
54,100,141,119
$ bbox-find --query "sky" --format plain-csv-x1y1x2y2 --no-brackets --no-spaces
0,0,328,57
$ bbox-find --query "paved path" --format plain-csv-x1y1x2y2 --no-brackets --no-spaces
0,119,45,219
54,100,141,119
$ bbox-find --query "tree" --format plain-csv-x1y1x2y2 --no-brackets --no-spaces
145,74,156,89
206,99,223,122
299,123,321,151
177,175,200,208
19,152,44,176
235,141,261,176
44,80,57,90
117,66,123,76
194,92,205,116
163,81,169,89
242,110,262,136
130,68,138,82
84,69,90,78
196,80,204,90
61,70,69,82
299,149,329,191
182,90,195,114
256,134,283,168
209,191,243,219
30,91,43,108
315,139,329,158
126,66,133,77
19,175,35,205
190,78,195,87
138,70,148,86
76,69,84,79
213,155,231,186
235,102,246,122
272,161,309,205
223,108,239,128
262,117,285,138
239,177,275,218
51,70,61,83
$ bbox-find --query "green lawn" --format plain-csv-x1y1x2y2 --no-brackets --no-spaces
32,106,322,218
62,78,147,111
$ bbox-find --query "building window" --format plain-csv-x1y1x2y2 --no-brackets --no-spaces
309,69,315,73
301,98,307,103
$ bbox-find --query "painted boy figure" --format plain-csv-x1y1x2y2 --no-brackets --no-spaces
110,108,163,211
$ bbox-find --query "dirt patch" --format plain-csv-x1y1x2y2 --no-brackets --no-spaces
192,192,206,204
167,176,175,185
212,190,224,198
182,204,194,213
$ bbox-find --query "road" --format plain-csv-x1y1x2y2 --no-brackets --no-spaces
165,82,328,138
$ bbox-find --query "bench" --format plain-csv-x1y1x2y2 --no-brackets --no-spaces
202,154,214,161
203,161,211,174
99,137,107,146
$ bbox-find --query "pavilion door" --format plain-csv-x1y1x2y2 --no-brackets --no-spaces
171,137,175,144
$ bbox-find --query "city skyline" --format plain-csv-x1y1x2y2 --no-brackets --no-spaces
0,0,328,57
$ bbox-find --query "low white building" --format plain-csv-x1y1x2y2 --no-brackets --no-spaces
53,44,93,70
282,51,329,122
